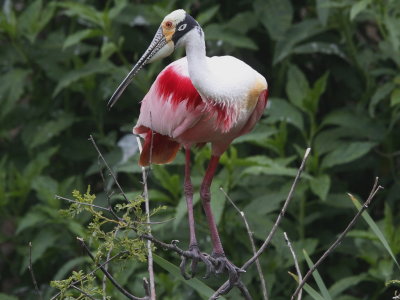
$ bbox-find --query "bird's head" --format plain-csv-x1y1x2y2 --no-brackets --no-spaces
107,9,199,109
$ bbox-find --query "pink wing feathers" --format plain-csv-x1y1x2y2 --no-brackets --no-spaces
134,59,204,166
133,58,268,166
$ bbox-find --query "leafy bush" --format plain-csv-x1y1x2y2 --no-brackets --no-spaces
0,0,399,299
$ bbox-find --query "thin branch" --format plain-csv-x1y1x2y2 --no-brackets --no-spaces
57,195,171,225
89,135,129,203
50,252,126,300
70,285,98,300
236,280,252,300
291,177,383,300
77,237,148,300
210,148,311,299
137,136,156,300
220,187,268,300
284,232,302,300
55,195,113,212
28,242,43,300
103,229,119,300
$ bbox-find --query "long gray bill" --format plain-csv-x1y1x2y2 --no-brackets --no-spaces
107,27,167,109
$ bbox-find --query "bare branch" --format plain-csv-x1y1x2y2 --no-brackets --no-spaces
291,178,383,300
55,195,113,213
77,237,148,300
220,187,268,300
103,229,119,300
70,285,98,300
210,148,311,299
28,242,43,300
89,135,128,203
137,136,156,300
284,232,302,300
50,252,125,300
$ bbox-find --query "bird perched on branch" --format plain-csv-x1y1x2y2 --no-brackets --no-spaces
108,9,268,283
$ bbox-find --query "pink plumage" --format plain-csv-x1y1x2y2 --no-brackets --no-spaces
133,59,268,166
109,9,269,283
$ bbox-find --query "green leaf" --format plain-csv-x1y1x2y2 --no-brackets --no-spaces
53,257,90,280
0,293,18,300
108,0,128,20
349,194,400,271
289,272,326,300
321,110,385,141
305,71,329,114
303,249,332,300
152,166,180,199
1,0,17,38
350,0,371,20
204,24,258,50
32,175,59,205
369,82,394,116
329,274,367,297
273,19,325,64
58,2,103,27
321,141,376,169
53,59,114,97
242,165,310,179
18,0,42,43
310,174,330,201
390,88,400,106
100,41,118,61
293,42,346,59
0,68,30,120
63,28,102,49
153,254,225,300
20,230,58,274
196,5,219,25
254,0,293,41
316,0,330,25
30,113,75,148
210,178,226,226
16,210,45,234
266,98,304,131
286,65,309,110
173,194,200,230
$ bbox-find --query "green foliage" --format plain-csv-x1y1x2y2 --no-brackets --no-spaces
1,0,399,299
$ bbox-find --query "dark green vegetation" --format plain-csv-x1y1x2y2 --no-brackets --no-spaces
1,0,400,299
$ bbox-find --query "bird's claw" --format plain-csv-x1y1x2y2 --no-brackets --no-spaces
180,244,212,280
209,253,245,285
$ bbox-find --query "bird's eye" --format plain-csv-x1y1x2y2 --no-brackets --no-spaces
165,21,173,28
178,24,187,31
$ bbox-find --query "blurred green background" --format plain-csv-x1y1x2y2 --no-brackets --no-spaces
0,0,399,299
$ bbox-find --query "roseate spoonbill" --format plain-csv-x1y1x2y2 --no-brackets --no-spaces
108,9,268,282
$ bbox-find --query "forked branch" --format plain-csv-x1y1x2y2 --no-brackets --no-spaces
290,178,383,300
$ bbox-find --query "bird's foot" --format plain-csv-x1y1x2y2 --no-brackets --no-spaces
207,253,246,286
180,244,212,280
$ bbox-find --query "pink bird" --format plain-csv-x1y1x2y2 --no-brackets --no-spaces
108,9,268,282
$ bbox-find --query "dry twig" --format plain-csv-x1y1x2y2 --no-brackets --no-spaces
50,251,126,300
220,187,268,300
28,242,43,300
291,177,383,300
284,232,302,300
210,148,311,299
137,136,156,300
77,237,149,300
89,135,128,202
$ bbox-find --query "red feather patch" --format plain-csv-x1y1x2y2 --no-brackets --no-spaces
156,66,203,110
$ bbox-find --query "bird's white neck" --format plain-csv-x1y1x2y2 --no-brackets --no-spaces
183,28,210,95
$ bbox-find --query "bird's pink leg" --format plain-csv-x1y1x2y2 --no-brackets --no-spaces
200,155,224,254
200,155,244,283
180,148,211,279
184,148,197,247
